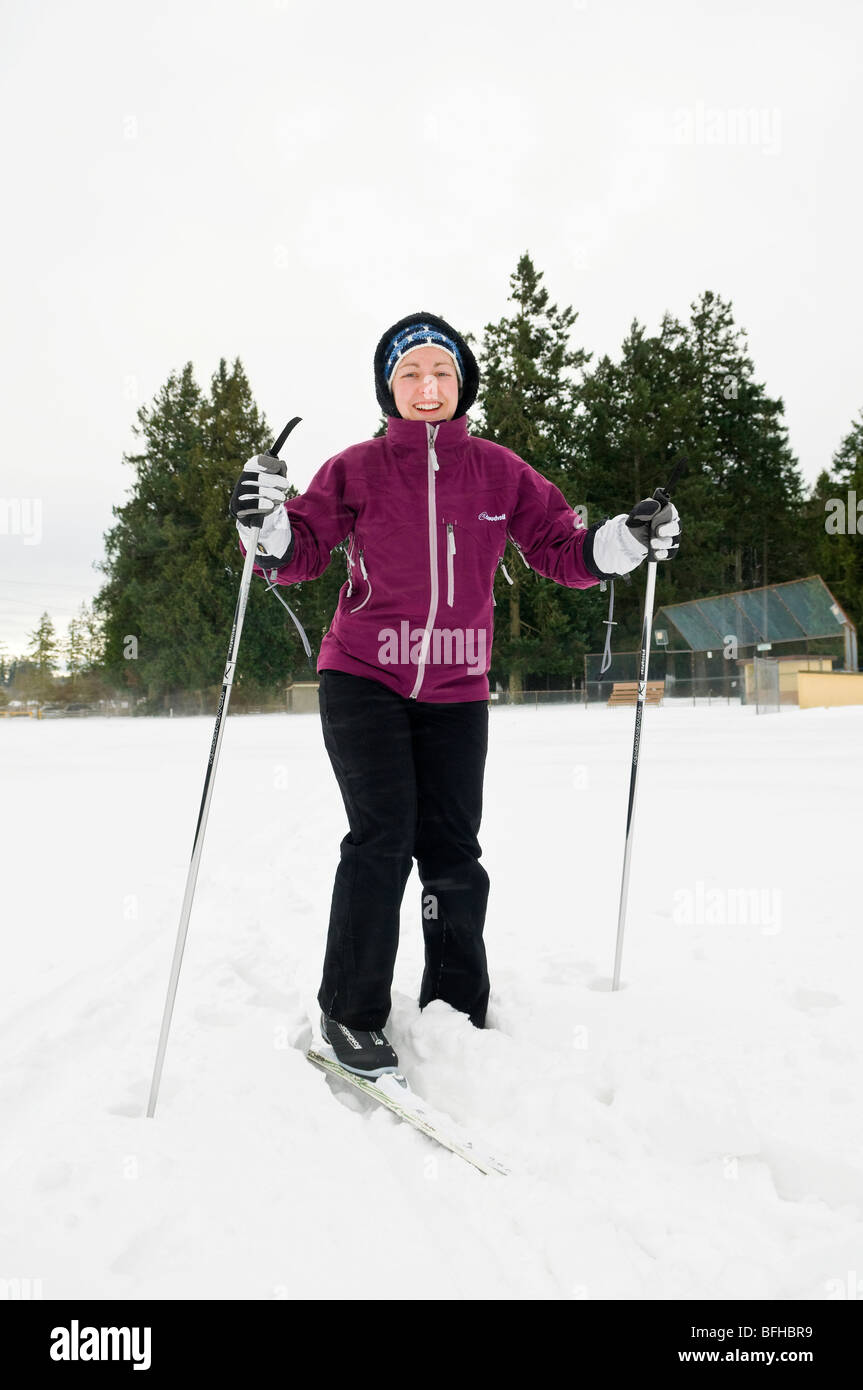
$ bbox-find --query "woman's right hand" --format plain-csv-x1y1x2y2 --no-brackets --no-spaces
230,456,293,560
229,455,291,524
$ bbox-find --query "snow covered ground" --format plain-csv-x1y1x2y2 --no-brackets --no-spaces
1,701,861,1301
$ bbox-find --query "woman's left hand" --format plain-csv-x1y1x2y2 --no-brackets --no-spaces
590,498,682,576
625,497,681,561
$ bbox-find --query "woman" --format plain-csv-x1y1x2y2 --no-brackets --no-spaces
231,311,680,1077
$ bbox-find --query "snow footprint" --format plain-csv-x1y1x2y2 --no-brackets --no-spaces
787,987,841,1015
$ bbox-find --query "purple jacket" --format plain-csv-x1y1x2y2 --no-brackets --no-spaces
245,415,606,702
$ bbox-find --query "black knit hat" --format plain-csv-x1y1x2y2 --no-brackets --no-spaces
374,311,479,419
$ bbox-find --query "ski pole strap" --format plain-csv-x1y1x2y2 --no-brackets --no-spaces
261,573,314,667
600,579,616,675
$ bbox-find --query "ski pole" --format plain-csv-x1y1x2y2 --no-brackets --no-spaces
146,416,302,1116
611,458,685,992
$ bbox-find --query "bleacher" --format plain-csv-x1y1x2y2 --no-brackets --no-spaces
607,680,665,707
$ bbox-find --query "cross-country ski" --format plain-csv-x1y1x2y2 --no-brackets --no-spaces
306,1044,511,1177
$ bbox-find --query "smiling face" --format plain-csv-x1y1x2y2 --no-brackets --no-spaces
391,345,460,422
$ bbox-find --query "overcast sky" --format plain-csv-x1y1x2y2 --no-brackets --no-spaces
1,0,860,656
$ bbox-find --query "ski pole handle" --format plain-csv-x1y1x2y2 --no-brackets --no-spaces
653,454,687,509
645,455,686,561
268,415,302,459
229,418,300,528
255,416,302,501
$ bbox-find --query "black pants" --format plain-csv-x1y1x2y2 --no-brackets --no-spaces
317,669,490,1030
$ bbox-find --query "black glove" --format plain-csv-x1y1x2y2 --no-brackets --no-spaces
229,455,290,526
625,497,681,560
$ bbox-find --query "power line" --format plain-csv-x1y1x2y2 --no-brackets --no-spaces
0,578,100,591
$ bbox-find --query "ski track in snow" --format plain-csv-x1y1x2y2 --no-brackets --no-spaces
1,704,861,1300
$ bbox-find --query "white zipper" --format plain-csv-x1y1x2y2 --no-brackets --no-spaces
409,423,441,699
349,549,372,612
345,535,355,596
446,522,456,607
506,530,530,568
493,554,513,608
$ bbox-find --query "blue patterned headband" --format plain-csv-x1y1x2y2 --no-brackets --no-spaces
384,324,464,390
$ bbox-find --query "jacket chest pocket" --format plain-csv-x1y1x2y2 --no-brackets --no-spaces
346,519,428,613
439,504,508,609
444,521,457,607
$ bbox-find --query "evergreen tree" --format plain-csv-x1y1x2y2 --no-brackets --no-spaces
7,657,40,704
97,363,205,704
83,602,106,670
96,359,348,708
806,466,842,588
475,253,593,694
574,313,713,650
26,611,59,701
63,602,105,694
65,605,89,681
810,411,863,647
686,290,806,593
832,410,863,481
27,612,58,674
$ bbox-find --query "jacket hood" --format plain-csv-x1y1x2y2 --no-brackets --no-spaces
374,311,480,420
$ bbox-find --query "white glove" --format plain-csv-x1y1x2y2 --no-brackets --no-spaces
625,497,681,561
591,513,649,576
236,505,292,560
230,456,293,560
593,500,682,575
